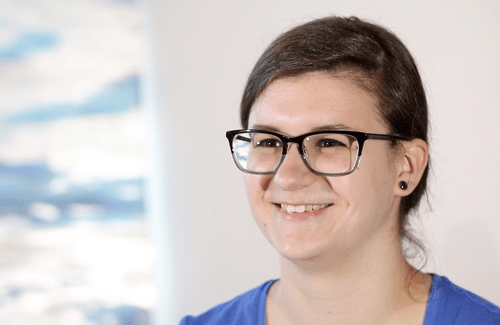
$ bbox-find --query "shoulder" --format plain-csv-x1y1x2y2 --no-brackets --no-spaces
178,279,277,325
424,274,500,325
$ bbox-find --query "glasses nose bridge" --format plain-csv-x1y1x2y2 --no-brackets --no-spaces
282,135,307,160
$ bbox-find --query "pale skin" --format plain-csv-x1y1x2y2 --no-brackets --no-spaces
244,72,431,325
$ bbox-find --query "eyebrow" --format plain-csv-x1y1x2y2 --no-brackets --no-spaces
250,123,355,133
310,124,354,132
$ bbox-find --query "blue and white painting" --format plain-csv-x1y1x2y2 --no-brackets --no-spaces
0,0,154,324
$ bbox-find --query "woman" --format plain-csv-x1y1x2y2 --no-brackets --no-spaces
180,16,500,325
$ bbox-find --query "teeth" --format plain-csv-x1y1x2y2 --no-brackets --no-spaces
280,204,329,213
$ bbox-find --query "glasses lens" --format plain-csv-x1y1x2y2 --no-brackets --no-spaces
232,132,283,173
303,133,359,175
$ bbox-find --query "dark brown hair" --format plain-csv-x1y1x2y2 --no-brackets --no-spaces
240,16,429,260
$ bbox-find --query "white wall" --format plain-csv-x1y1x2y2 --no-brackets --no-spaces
144,1,500,323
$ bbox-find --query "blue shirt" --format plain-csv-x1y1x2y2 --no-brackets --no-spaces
179,274,500,324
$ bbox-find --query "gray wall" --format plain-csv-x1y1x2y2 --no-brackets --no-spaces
144,1,500,323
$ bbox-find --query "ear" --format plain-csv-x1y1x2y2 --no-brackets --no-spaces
394,138,429,197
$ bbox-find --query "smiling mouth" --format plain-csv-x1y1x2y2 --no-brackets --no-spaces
275,203,332,213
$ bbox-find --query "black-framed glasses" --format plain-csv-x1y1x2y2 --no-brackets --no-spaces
226,129,406,177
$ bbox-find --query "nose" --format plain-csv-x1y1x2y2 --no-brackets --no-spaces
273,143,317,191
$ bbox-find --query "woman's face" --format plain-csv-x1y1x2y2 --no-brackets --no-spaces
245,72,404,263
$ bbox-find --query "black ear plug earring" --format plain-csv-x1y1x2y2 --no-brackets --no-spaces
399,181,411,190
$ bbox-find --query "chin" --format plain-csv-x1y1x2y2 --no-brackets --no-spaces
269,236,328,262
279,251,321,263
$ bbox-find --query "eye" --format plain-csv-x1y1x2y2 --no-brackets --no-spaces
255,138,282,148
317,138,347,148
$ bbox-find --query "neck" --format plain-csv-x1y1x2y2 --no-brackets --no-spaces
270,235,429,325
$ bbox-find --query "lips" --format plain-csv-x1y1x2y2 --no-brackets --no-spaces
277,203,332,213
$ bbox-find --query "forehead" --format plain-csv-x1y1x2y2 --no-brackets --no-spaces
248,72,387,135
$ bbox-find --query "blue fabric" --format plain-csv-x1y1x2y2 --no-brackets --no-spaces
424,274,500,324
179,280,274,325
179,274,500,324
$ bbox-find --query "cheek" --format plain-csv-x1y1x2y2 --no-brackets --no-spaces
244,175,256,209
326,155,396,217
244,174,258,200
244,174,271,196
346,159,399,228
244,174,271,212
244,175,274,235
353,146,398,193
